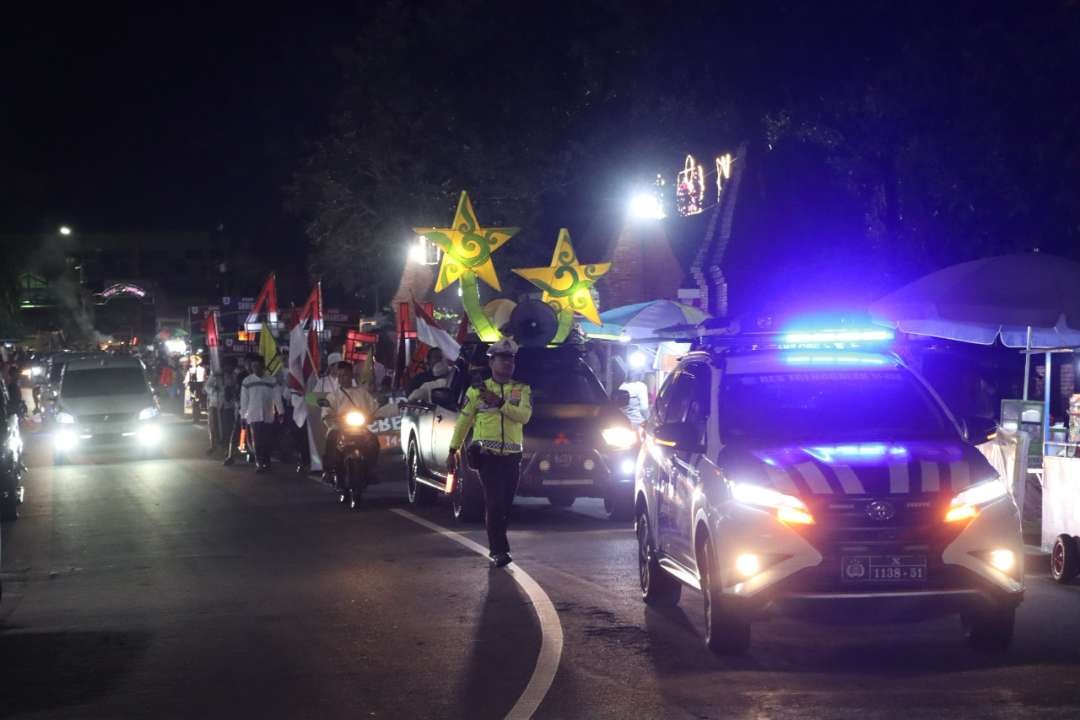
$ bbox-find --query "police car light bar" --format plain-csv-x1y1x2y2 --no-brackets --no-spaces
781,329,894,345
782,354,889,366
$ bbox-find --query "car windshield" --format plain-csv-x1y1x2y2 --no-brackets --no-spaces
514,364,609,405
720,369,954,443
62,368,148,399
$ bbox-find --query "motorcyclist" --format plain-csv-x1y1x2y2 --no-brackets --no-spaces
321,361,379,484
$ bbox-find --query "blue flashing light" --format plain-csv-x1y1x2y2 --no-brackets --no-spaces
783,354,888,366
782,328,894,345
805,444,909,463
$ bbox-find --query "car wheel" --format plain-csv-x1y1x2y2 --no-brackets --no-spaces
699,535,751,655
962,606,1015,652
1051,534,1080,584
451,467,483,523
607,492,635,522
406,440,436,506
547,493,575,508
636,508,681,606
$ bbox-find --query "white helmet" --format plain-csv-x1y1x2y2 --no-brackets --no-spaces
487,338,519,358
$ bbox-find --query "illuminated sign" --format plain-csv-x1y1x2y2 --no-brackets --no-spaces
672,153,734,217
99,282,147,300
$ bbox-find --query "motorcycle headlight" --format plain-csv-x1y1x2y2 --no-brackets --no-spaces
344,411,366,428
57,412,76,425
731,482,815,525
602,425,637,450
945,478,1007,523
138,407,160,421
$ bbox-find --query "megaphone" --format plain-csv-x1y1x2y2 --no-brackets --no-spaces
507,300,559,348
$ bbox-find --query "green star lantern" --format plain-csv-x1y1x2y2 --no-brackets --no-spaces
513,229,610,342
414,191,518,341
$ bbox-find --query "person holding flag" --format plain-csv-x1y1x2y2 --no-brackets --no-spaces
240,355,284,473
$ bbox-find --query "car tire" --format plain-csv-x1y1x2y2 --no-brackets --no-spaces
1051,534,1080,584
406,440,437,506
548,494,575,508
699,535,751,655
451,467,484,523
637,508,681,607
607,493,635,522
962,606,1015,652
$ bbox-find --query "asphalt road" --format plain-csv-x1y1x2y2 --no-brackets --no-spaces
3,417,1080,720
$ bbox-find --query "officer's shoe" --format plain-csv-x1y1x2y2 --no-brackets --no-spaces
492,553,513,568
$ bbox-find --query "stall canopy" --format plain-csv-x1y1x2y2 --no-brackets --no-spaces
580,300,708,341
869,252,1080,452
868,253,1080,348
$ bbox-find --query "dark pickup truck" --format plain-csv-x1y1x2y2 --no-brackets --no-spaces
400,344,640,522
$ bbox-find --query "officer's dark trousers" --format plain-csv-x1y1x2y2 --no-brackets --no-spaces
476,453,522,555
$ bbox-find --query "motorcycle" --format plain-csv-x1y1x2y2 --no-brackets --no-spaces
319,400,380,510
1,414,25,522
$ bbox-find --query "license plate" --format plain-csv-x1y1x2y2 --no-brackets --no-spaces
553,453,574,466
541,478,593,486
841,555,927,582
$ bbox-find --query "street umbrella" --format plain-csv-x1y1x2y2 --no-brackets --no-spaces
155,327,190,341
868,253,1080,348
580,300,709,341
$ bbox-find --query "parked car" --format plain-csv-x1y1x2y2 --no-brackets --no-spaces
401,344,639,521
634,330,1025,654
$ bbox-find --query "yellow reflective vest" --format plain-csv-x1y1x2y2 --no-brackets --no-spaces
450,378,532,455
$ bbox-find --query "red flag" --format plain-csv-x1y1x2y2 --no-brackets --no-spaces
206,310,222,372
245,273,279,331
296,282,323,332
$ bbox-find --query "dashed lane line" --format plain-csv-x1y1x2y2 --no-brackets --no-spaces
390,509,564,720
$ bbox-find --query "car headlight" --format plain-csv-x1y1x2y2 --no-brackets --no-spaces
137,423,163,446
731,482,815,525
57,412,76,425
54,429,78,452
945,478,1008,523
138,407,160,421
602,425,637,450
344,411,366,428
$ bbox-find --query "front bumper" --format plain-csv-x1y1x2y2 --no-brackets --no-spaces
710,494,1024,622
54,421,163,455
516,446,638,499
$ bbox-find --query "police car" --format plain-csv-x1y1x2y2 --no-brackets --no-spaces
634,327,1024,654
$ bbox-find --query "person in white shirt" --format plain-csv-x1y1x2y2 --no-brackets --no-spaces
619,374,650,427
240,357,284,473
406,360,452,405
322,360,379,483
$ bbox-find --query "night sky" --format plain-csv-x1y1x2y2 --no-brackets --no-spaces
1,2,358,235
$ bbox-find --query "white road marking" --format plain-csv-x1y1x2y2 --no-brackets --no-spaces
391,509,564,720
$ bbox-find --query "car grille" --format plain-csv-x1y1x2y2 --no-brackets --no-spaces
786,496,971,592
78,412,135,424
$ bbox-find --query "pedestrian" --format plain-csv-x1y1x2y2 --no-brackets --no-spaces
447,339,532,568
239,356,283,473
223,354,251,466
204,364,225,453
619,371,650,428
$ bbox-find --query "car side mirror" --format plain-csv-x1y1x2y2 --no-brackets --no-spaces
654,421,704,453
612,389,630,408
431,387,457,410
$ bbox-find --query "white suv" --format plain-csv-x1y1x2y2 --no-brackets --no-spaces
53,355,162,463
634,336,1023,654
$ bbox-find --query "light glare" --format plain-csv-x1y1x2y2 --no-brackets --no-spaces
628,193,665,220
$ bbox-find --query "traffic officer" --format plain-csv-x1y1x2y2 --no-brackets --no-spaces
448,339,532,568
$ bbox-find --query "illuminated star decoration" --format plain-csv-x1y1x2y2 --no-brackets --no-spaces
414,191,519,293
512,229,611,326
